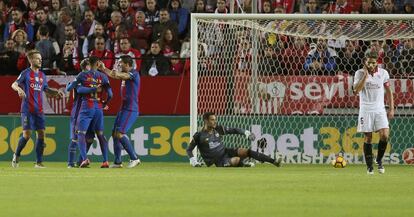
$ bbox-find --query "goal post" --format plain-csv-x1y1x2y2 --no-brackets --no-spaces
190,13,414,165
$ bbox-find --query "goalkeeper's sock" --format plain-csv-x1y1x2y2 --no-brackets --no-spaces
68,140,77,166
363,143,373,168
113,137,122,164
15,136,28,157
35,138,45,163
120,135,138,160
97,134,108,162
248,150,274,163
376,139,388,164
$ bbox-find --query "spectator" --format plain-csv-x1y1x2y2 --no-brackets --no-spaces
304,38,338,75
262,0,274,13
89,35,114,68
160,28,181,57
170,53,183,75
55,7,76,47
82,23,107,57
113,37,142,70
144,0,160,27
168,0,189,38
304,0,322,13
272,0,297,13
395,38,414,76
3,8,35,42
34,8,57,39
67,0,83,26
106,11,123,43
118,0,135,25
58,39,80,75
152,9,178,42
381,0,398,13
325,0,354,13
283,36,309,75
35,25,60,74
26,0,40,26
107,23,129,53
0,16,5,44
61,24,81,53
0,39,21,75
193,0,207,13
215,0,228,13
11,29,30,54
180,36,190,58
337,40,363,73
95,0,113,24
360,0,377,13
130,0,146,10
77,9,98,40
403,0,414,12
48,0,62,26
0,0,9,24
141,41,171,76
129,11,152,54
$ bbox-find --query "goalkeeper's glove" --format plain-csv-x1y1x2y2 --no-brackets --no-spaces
189,157,202,167
244,130,256,141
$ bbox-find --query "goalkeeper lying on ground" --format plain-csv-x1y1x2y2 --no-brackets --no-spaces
186,112,282,167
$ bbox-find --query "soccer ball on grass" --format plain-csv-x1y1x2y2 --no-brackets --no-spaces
331,156,347,168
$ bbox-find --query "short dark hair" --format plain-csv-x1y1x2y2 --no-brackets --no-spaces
203,112,215,121
89,56,100,66
120,55,133,67
38,25,49,36
365,50,379,60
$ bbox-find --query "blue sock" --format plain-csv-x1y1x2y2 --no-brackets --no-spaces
68,140,77,166
15,136,28,156
35,138,45,163
77,133,87,161
77,141,93,165
97,134,108,162
113,137,122,164
120,135,137,160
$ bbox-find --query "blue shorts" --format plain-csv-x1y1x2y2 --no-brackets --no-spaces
21,112,45,130
70,115,95,140
76,108,104,133
112,110,138,134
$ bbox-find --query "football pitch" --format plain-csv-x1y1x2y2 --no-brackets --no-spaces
0,162,412,217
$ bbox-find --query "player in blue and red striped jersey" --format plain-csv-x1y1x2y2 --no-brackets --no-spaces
11,50,63,168
66,59,97,168
99,55,141,168
76,56,113,167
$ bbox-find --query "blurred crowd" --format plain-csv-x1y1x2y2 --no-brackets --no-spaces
0,0,413,76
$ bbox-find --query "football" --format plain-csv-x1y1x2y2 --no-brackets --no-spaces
331,156,347,168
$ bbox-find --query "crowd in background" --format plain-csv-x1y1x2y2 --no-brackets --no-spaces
0,0,413,76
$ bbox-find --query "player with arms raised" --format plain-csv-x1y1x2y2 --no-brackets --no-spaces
187,112,282,167
11,50,63,168
353,51,394,175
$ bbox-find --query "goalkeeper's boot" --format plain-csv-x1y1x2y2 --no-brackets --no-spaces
12,153,19,168
100,161,109,168
127,159,141,168
377,161,385,174
273,157,282,167
367,167,374,175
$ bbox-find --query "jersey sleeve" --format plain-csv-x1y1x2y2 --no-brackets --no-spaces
383,70,390,86
353,70,364,87
186,132,199,158
216,125,245,135
15,71,26,85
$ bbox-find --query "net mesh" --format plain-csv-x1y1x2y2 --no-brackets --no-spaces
194,16,414,165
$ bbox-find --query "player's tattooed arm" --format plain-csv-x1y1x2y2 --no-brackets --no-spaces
98,61,131,80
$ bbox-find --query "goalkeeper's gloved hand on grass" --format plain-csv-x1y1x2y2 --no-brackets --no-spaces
189,157,202,167
244,130,256,141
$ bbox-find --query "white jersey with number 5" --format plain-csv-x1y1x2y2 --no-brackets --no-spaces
353,68,390,113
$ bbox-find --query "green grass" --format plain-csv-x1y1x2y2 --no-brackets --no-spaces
0,162,412,217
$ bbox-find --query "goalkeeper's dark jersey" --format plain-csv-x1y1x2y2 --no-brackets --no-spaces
186,125,245,166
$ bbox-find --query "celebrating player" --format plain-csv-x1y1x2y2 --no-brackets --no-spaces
11,50,63,168
75,56,113,167
186,112,282,167
99,55,141,168
353,50,394,175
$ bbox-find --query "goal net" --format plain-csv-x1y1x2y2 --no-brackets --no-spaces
190,14,414,165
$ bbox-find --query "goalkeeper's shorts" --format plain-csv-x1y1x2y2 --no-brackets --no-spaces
357,111,389,133
214,148,239,167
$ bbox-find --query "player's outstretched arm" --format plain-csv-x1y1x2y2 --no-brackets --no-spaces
385,84,394,119
11,82,26,99
187,134,201,167
216,125,256,141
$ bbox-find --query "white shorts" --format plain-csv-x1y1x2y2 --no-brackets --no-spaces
357,111,389,133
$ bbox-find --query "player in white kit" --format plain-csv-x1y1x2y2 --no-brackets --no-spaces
353,51,394,175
